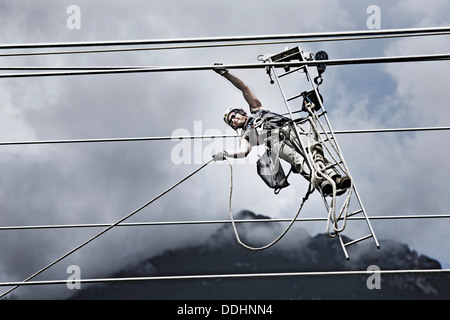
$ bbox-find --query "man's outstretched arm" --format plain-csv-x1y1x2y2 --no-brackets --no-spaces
215,66,262,113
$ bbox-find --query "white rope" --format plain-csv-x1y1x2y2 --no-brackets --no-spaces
225,158,313,251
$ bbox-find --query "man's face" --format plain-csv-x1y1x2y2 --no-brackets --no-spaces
228,111,247,128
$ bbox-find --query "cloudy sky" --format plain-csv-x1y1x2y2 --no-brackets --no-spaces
0,0,449,299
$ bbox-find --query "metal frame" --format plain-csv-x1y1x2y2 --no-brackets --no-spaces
265,46,380,259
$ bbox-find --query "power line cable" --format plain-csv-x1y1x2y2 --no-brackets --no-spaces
0,126,448,146
1,31,449,58
330,126,450,135
1,53,449,78
1,268,449,287
1,26,449,50
0,66,149,70
1,213,449,232
0,134,237,146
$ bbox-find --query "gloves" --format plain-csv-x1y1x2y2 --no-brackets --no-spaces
213,63,228,76
212,151,228,162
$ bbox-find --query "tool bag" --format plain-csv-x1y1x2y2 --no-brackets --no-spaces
256,130,293,194
256,151,291,194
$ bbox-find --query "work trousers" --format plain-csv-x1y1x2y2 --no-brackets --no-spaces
269,125,338,188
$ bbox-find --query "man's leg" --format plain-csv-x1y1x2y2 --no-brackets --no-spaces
279,127,351,196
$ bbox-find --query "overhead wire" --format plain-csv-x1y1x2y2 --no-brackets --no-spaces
1,31,449,58
1,268,450,287
1,26,450,49
1,213,449,232
0,66,150,70
0,125,448,146
1,53,450,78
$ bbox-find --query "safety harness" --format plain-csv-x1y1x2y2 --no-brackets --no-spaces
248,109,295,193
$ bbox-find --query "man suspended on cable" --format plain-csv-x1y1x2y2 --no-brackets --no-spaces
212,65,351,197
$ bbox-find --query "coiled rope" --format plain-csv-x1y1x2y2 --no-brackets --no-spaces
302,103,353,237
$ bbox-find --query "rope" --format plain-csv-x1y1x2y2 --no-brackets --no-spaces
0,159,213,299
225,158,313,251
268,58,354,239
303,103,353,237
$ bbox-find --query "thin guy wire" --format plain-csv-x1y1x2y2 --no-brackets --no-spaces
0,126,448,146
0,159,213,299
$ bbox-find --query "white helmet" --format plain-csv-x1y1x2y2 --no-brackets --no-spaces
223,107,246,128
